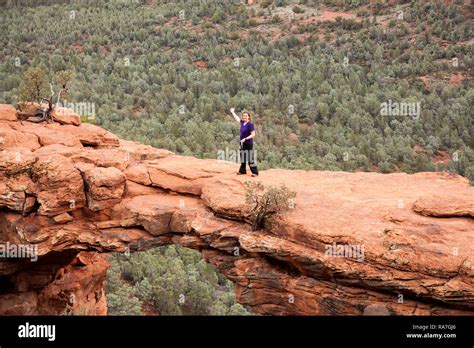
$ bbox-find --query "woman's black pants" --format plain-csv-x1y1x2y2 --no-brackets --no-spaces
239,143,258,175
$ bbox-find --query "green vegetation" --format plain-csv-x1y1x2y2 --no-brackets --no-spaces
2,0,473,315
2,0,472,181
106,245,252,316
245,181,296,230
18,67,49,103
19,67,75,104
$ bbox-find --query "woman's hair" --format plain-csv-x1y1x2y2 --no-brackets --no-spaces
242,111,251,120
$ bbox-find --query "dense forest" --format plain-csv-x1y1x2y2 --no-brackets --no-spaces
1,0,472,315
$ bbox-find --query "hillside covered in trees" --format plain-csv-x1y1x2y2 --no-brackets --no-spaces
2,0,473,177
106,246,251,316
1,0,472,315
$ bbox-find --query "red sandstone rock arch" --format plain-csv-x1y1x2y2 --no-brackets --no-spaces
1,104,473,315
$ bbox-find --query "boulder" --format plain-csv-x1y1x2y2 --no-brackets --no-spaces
0,104,18,122
50,107,81,126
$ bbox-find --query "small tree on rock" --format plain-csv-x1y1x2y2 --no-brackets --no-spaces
54,69,74,103
245,181,296,231
19,67,49,103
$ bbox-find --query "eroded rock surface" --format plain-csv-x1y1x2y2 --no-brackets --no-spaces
0,104,473,315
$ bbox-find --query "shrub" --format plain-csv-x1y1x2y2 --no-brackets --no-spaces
245,181,296,231
19,68,49,103
271,15,281,24
292,6,304,14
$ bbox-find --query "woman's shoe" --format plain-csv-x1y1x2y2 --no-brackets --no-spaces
251,173,258,177
237,172,245,175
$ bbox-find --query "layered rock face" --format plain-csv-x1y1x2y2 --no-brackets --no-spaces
0,104,473,315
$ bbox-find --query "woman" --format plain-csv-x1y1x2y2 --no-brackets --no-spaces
229,107,259,176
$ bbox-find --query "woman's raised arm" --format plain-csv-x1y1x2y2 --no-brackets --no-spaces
229,107,240,123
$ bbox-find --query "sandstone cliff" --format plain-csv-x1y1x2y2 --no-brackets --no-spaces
0,104,473,315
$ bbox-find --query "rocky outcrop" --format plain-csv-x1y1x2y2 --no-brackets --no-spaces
0,104,473,315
